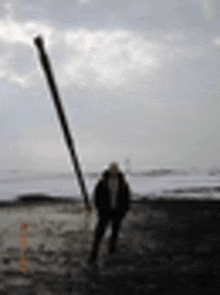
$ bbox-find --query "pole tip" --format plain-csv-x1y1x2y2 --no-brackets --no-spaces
34,35,44,48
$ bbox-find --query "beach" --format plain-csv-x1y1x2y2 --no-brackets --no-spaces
1,198,220,294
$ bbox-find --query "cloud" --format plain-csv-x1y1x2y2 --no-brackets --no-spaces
78,0,90,5
0,11,207,93
0,3,218,172
10,0,204,30
60,28,163,89
0,14,53,45
203,0,219,21
0,13,56,90
213,36,220,47
57,28,206,90
163,32,188,42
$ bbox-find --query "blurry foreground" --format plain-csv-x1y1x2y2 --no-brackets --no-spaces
1,199,220,294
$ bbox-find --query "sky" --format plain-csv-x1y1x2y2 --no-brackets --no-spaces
0,0,220,173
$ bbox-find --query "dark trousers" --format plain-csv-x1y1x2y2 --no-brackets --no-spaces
90,210,124,260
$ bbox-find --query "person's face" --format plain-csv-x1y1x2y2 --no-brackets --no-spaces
109,166,118,177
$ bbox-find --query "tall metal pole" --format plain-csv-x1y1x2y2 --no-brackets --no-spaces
34,36,91,211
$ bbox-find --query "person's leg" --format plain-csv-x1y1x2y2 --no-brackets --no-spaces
108,214,123,254
89,216,109,262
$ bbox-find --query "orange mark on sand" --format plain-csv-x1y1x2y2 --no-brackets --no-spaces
20,235,28,251
20,257,28,272
20,223,28,233
20,223,28,272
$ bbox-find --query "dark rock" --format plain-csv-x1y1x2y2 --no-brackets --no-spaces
17,194,55,203
2,258,10,264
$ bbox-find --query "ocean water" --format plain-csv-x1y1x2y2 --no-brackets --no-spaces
0,169,220,201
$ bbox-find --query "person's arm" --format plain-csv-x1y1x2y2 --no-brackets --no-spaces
94,181,101,209
94,180,109,216
118,182,130,215
125,183,131,212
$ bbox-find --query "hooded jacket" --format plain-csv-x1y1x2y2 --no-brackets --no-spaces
93,170,130,217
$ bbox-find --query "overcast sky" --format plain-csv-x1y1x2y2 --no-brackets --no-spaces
0,0,220,173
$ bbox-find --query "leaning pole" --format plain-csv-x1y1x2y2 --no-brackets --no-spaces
34,36,91,211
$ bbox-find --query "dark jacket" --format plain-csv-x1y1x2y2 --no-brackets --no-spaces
94,170,130,217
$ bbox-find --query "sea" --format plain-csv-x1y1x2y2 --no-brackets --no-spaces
0,169,220,202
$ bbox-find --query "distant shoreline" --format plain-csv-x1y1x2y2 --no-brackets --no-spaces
1,192,220,207
0,194,80,207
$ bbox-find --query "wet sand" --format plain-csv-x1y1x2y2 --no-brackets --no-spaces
1,199,220,294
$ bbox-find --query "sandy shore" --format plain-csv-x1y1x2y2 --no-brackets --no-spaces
1,199,220,294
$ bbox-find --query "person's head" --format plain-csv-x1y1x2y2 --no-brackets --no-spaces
108,162,120,177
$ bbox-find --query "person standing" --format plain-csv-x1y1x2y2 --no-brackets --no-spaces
88,162,131,264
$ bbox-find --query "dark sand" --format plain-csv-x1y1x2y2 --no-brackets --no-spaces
1,199,220,294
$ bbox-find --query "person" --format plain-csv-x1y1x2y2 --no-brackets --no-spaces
88,162,131,264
